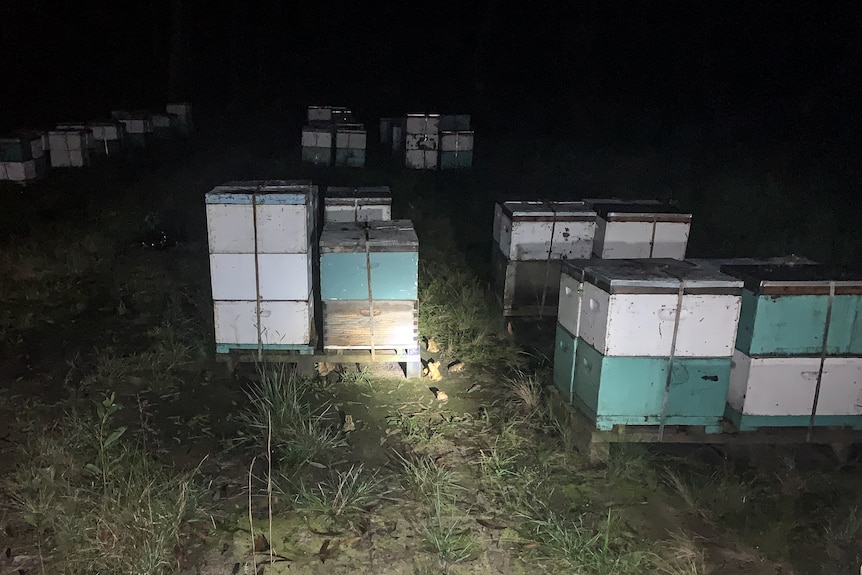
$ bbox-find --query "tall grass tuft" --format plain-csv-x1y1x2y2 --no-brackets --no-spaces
235,362,347,470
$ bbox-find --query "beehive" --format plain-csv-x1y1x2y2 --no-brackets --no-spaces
166,102,194,135
716,262,862,430
324,186,392,223
0,132,47,183
87,122,126,156
583,199,692,260
492,201,597,318
405,114,440,169
334,124,367,167
48,130,92,167
553,259,744,431
206,180,319,352
116,115,153,148
301,124,333,166
439,131,474,169
318,220,419,351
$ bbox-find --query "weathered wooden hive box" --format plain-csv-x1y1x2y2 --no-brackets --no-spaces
318,220,419,350
0,132,48,183
48,129,92,168
334,123,367,168
301,124,334,166
492,201,597,317
582,198,692,260
205,180,319,353
716,262,862,431
553,259,743,432
324,186,392,223
405,114,440,170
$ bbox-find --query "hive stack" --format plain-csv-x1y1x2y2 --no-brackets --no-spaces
165,102,194,136
405,114,440,169
112,112,153,148
0,132,48,184
334,123,367,168
87,122,126,157
301,123,334,166
582,199,692,259
318,220,419,353
438,114,474,169
149,113,176,138
56,123,97,156
714,262,862,431
324,186,392,223
206,180,319,354
553,259,743,433
48,129,92,168
492,201,597,317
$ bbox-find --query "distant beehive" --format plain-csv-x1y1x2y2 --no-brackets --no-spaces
0,132,48,184
318,220,419,351
149,113,177,138
324,186,392,223
301,124,334,166
87,122,126,156
581,198,692,260
492,201,598,317
438,115,473,169
48,129,92,168
405,114,440,170
553,258,744,433
334,123,367,168
166,103,194,135
206,180,319,353
715,262,862,431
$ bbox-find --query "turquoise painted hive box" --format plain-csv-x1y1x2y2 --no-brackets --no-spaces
552,258,744,432
719,263,862,356
319,220,419,301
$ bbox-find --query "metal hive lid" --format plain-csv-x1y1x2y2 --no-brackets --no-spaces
205,180,316,205
583,199,691,222
718,264,862,295
562,258,743,293
500,200,596,219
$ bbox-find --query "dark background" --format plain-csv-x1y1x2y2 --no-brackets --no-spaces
2,1,860,146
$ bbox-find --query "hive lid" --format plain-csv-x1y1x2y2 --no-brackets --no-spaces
205,180,316,205
562,258,743,294
500,201,597,221
319,222,367,252
325,186,392,205
335,123,365,132
718,264,862,295
319,220,418,252
367,220,418,249
583,199,691,222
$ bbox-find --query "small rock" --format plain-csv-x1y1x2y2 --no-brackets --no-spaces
426,360,443,382
435,390,449,402
447,360,464,373
342,414,355,432
427,338,440,353
317,362,336,377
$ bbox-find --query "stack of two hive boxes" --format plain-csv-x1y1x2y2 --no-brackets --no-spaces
318,186,418,354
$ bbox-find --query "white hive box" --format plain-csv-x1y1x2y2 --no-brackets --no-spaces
55,123,96,152
166,102,194,134
205,180,318,254
208,253,313,301
324,186,392,223
48,130,92,167
583,199,692,260
308,106,332,123
405,114,440,169
494,201,597,261
301,124,334,166
571,259,743,358
0,160,40,182
213,299,314,347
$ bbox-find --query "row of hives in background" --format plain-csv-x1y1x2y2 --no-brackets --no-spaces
205,183,419,359
381,113,474,170
301,106,367,168
493,198,692,318
0,103,193,184
551,256,862,436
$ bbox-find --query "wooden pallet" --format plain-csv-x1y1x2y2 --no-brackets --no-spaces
216,346,423,379
548,387,862,464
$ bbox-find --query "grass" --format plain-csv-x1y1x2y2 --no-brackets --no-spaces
9,394,208,575
234,362,347,471
650,530,712,575
423,490,478,573
288,464,391,525
395,451,465,501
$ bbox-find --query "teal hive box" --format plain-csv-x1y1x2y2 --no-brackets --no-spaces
319,220,419,301
440,150,473,169
302,146,332,166
553,323,578,403
570,337,732,432
720,264,862,356
0,136,33,162
334,147,366,168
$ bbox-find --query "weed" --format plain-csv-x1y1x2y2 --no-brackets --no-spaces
503,369,545,417
289,464,390,524
235,363,347,470
338,364,372,386
395,451,464,501
424,491,478,573
650,530,712,575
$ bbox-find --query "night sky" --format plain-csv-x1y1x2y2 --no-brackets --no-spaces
2,1,860,143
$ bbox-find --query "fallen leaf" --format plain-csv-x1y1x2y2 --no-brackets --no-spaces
308,461,327,469
253,533,269,553
447,360,464,372
340,536,362,546
308,524,343,537
477,518,506,530
523,542,539,549
318,538,342,563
